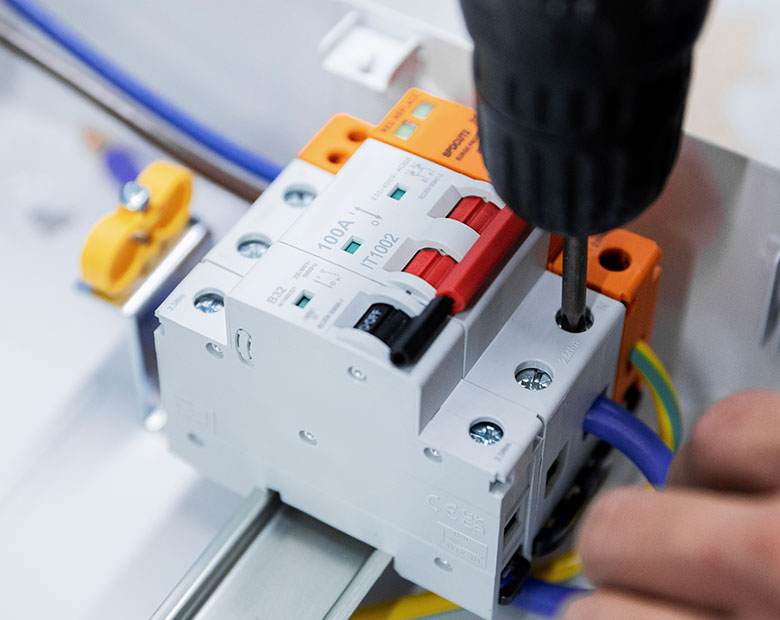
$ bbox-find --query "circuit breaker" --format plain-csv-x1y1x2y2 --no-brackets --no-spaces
154,90,660,619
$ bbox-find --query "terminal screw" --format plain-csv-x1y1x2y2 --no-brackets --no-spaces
516,367,552,390
194,292,224,313
119,181,151,212
299,430,318,446
237,238,270,259
469,420,504,445
348,366,367,381
284,187,316,206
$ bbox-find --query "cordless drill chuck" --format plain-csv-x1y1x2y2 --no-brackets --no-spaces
459,0,712,237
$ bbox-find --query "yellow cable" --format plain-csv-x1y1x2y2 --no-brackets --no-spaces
531,550,583,583
645,381,675,451
350,592,459,620
634,341,677,403
630,341,678,451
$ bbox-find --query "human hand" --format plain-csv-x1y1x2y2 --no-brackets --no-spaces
562,390,780,619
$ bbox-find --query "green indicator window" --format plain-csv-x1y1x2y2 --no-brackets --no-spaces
343,239,361,254
394,122,417,140
295,293,312,309
412,102,434,119
389,186,406,200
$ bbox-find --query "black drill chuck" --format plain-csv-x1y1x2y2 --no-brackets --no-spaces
460,0,711,236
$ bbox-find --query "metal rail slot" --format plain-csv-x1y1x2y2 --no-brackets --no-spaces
151,489,391,620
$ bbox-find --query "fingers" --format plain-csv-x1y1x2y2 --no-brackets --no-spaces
576,486,773,614
668,390,780,493
561,589,720,620
733,496,780,612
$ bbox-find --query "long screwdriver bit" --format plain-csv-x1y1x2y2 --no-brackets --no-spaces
560,236,588,333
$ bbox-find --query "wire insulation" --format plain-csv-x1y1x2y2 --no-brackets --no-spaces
530,550,583,583
630,340,683,450
583,396,673,486
348,591,458,619
530,346,681,585
513,577,588,617
4,0,282,181
647,384,676,451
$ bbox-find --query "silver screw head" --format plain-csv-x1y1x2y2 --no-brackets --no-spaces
434,557,452,571
284,187,316,207
237,238,270,259
469,420,504,445
348,366,366,381
119,181,151,212
299,430,317,445
516,367,553,390
423,447,443,463
194,292,224,313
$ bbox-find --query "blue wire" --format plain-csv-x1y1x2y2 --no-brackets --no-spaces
103,145,140,185
583,396,673,486
5,0,283,181
513,578,588,617
510,401,671,615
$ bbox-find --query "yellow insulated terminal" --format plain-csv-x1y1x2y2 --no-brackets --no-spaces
80,161,192,298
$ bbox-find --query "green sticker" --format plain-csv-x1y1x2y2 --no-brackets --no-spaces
394,122,417,140
344,240,361,254
412,102,434,119
390,187,406,200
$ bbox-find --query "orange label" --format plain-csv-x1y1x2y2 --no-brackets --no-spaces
371,89,490,183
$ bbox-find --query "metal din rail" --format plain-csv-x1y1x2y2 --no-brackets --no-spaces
150,489,391,620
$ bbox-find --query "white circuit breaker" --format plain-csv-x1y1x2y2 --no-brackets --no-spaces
154,91,630,619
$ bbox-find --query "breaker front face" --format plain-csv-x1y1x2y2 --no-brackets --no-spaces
155,90,660,619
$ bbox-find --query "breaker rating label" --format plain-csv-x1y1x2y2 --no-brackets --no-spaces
439,523,488,568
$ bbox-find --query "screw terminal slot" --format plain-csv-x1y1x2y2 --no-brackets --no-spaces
548,229,662,402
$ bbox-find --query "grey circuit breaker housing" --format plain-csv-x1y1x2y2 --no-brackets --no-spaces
154,134,624,618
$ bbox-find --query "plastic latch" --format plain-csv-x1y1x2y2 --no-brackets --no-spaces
319,11,420,93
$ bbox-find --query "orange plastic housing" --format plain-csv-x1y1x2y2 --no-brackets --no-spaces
300,91,491,182
297,114,374,175
549,230,662,402
370,88,490,182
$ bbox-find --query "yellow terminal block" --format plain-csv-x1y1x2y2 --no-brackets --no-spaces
80,161,192,298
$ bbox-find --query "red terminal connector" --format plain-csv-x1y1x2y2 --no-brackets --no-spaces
402,196,530,314
438,205,528,312
404,249,457,288
448,195,501,233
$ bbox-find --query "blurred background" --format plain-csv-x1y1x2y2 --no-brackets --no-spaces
2,0,778,169
0,2,777,620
